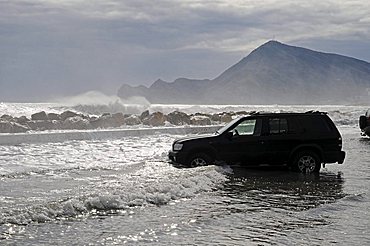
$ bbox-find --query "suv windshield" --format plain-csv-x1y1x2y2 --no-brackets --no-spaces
216,117,241,135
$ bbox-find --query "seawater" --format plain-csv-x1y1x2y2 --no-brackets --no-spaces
0,103,369,245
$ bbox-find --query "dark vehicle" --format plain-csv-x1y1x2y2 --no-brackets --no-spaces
169,111,345,173
359,109,370,137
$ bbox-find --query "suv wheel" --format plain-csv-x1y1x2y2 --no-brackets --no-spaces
359,115,368,129
293,151,321,173
188,153,213,167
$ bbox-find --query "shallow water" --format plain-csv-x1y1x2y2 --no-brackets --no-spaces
0,102,369,245
0,124,369,245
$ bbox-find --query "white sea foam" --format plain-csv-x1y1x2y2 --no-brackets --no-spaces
0,126,220,145
0,102,65,118
0,165,228,225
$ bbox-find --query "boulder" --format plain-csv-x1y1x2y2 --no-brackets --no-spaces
210,114,221,122
143,112,166,126
15,116,30,124
1,114,14,122
167,111,191,125
27,120,59,131
236,111,248,116
112,112,125,125
12,122,30,133
139,110,150,121
194,112,211,117
220,113,233,123
124,115,142,125
0,121,12,133
31,111,48,121
190,115,212,125
90,113,125,129
91,113,113,128
89,119,101,129
47,113,61,121
62,116,90,130
60,111,79,121
0,121,29,133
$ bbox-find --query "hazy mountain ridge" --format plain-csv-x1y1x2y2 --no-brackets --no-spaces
118,41,370,104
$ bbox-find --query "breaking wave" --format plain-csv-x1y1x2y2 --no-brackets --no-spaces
0,166,228,225
53,91,151,115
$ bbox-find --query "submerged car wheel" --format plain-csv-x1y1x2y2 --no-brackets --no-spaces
359,115,368,129
293,151,321,173
188,153,213,167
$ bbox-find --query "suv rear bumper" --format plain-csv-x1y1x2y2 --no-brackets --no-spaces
324,150,345,164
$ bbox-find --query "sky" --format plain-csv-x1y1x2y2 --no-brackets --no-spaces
1,0,370,102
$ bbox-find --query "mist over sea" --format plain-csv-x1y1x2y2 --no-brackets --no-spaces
0,101,369,245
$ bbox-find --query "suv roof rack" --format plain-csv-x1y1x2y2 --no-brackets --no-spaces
304,111,328,114
249,111,274,115
249,111,328,115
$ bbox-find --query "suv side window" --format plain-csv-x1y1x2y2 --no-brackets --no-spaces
269,118,288,135
233,118,262,136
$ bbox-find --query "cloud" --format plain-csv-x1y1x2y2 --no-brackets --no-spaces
3,0,370,50
1,0,370,101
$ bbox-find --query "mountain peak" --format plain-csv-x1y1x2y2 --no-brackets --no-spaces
154,78,165,83
257,40,289,50
151,78,168,89
251,40,290,55
262,40,283,46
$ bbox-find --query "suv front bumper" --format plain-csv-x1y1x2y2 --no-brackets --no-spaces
168,150,188,165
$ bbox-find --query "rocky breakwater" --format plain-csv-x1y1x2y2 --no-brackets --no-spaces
0,110,249,133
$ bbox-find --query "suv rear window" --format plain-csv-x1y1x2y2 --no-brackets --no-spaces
299,115,332,133
269,118,288,134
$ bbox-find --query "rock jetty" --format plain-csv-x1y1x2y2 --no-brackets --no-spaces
0,110,250,133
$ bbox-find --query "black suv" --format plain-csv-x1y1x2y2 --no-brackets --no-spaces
168,112,345,173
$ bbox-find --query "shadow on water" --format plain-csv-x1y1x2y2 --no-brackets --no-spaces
220,167,345,212
359,136,370,146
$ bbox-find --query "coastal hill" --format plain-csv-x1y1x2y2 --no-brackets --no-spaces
118,41,370,104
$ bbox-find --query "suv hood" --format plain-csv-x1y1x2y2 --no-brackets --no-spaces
175,134,216,144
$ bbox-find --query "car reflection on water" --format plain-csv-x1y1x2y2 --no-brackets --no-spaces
220,167,345,212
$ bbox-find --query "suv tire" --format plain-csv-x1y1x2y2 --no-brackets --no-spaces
292,151,321,173
188,153,213,167
359,115,368,129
